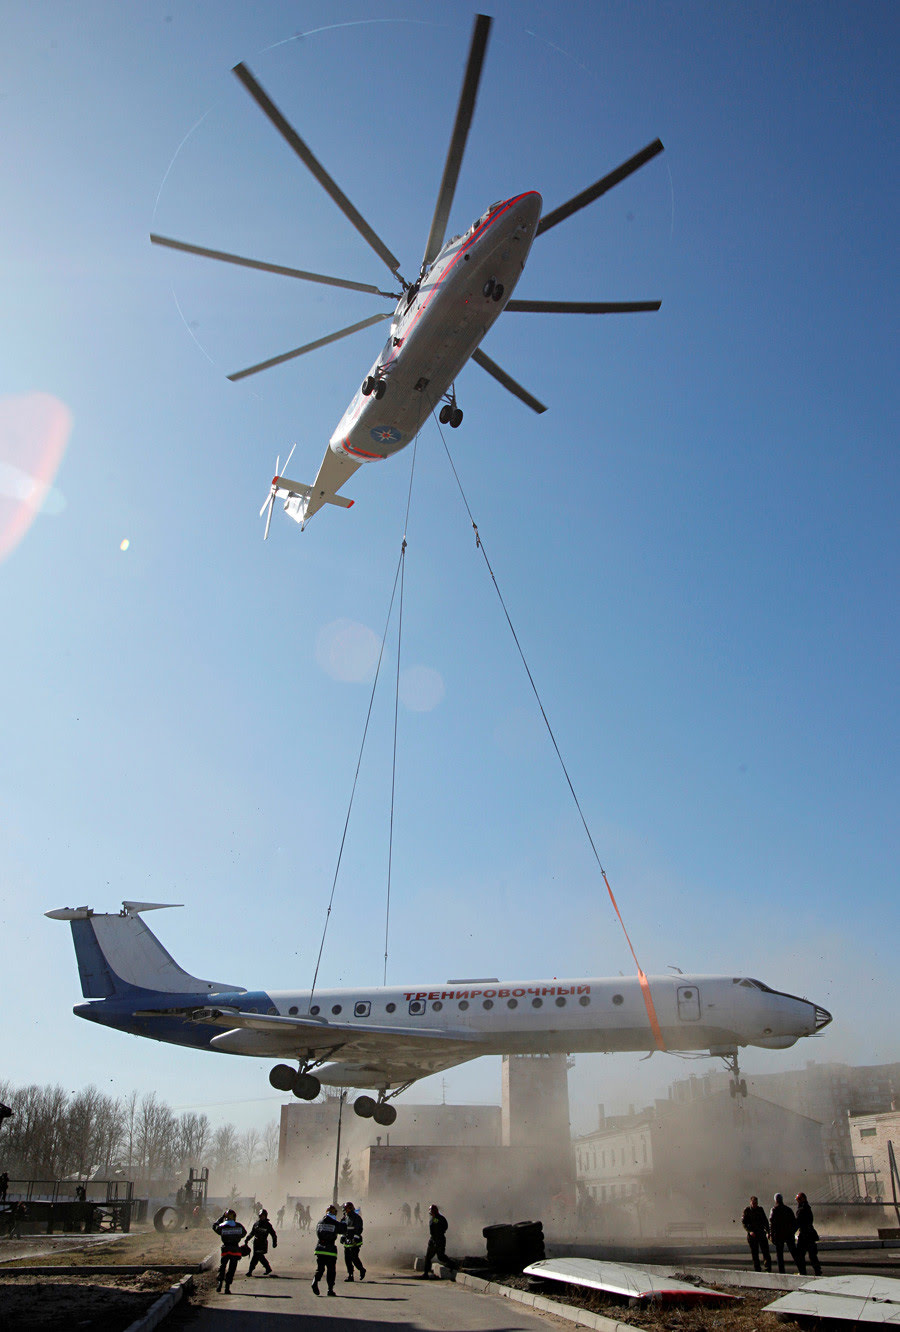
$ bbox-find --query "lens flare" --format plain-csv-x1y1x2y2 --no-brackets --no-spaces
0,393,72,561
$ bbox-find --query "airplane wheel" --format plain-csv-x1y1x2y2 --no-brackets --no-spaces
439,404,452,425
482,278,495,297
269,1064,295,1091
354,1095,377,1119
374,380,386,400
361,377,375,395
450,408,463,428
739,1079,747,1098
373,1102,397,1126
729,1080,737,1099
492,282,504,301
292,1073,320,1100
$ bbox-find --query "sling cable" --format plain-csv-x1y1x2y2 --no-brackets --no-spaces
308,438,418,1005
435,415,666,1054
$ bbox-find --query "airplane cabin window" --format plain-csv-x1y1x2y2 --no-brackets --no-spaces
555,996,566,1007
483,999,494,1010
579,995,590,1007
289,1006,298,1015
332,1004,342,1015
458,1000,469,1010
612,994,624,1006
432,1000,443,1011
267,1007,277,1015
310,1005,320,1015
385,1002,396,1013
409,999,425,1015
532,997,543,1008
354,1001,371,1017
507,998,517,1008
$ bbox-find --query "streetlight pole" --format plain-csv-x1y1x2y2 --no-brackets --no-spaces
331,1091,346,1208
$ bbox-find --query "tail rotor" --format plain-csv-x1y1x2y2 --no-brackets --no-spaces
259,444,296,540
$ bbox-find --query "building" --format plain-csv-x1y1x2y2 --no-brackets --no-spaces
668,1061,900,1195
575,1090,825,1234
847,1108,900,1209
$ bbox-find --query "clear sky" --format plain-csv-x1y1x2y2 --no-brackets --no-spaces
2,1,897,1136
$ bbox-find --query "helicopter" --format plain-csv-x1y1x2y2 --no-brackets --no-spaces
151,15,663,531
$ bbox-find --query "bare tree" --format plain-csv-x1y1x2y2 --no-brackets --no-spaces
136,1092,176,1185
239,1126,261,1174
261,1119,280,1168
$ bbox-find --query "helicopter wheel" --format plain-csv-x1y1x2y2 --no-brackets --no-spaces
439,404,452,425
482,278,495,297
492,282,504,301
374,380,386,400
450,408,463,428
361,376,375,396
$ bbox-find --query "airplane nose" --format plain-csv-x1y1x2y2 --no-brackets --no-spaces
813,1004,832,1032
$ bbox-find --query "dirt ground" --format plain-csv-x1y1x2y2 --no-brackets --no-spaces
503,1273,779,1332
0,1227,215,1332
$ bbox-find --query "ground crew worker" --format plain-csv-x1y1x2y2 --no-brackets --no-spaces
247,1207,278,1276
212,1208,247,1293
276,1203,286,1228
794,1192,822,1276
420,1203,451,1278
342,1201,366,1281
741,1195,771,1272
312,1203,346,1296
769,1193,799,1273
6,1201,26,1238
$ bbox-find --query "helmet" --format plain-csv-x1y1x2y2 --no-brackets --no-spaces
796,1192,807,1203
429,1203,439,1213
259,1208,267,1217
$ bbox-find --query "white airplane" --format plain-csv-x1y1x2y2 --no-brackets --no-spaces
48,902,831,1127
150,15,663,531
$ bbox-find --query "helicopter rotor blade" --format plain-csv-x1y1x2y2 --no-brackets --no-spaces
233,62,406,285
420,13,492,272
471,348,547,414
263,492,275,541
228,312,392,382
504,299,661,314
536,138,664,238
150,234,401,298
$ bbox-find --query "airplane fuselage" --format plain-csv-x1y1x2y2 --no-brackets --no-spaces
76,971,830,1088
329,191,542,464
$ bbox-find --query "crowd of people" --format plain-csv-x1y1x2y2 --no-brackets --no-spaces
212,1199,452,1296
741,1192,823,1275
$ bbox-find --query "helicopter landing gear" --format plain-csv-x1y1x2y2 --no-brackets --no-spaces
721,1049,748,1098
362,375,386,398
269,1062,321,1100
353,1089,403,1125
439,390,463,429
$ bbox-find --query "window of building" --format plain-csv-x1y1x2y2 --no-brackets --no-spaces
860,1127,877,1138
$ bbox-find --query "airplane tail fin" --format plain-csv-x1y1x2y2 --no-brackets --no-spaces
46,902,243,999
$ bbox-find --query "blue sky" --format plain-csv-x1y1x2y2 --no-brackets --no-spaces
2,0,897,1134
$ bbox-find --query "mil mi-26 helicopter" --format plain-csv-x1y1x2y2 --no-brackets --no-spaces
151,15,663,531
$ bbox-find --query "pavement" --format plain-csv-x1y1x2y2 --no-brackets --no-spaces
189,1258,561,1331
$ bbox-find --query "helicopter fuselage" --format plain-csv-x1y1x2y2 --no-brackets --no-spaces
329,191,542,463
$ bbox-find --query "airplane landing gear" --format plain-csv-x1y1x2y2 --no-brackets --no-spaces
721,1049,747,1098
269,1063,321,1100
362,375,387,399
353,1091,401,1125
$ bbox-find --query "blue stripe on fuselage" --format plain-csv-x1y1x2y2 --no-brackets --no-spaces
74,990,275,1052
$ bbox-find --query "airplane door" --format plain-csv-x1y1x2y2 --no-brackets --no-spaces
677,985,701,1021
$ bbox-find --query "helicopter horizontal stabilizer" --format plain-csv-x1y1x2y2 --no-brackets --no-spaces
275,476,355,509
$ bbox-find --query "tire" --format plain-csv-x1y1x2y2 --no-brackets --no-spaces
292,1072,320,1100
354,1095,377,1118
374,380,386,400
361,377,374,396
373,1102,397,1126
450,408,463,428
492,282,504,301
439,404,452,425
482,278,495,297
269,1064,295,1092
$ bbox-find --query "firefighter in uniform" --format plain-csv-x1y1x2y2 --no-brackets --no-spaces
247,1207,278,1276
342,1201,366,1281
312,1203,346,1296
212,1209,247,1293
